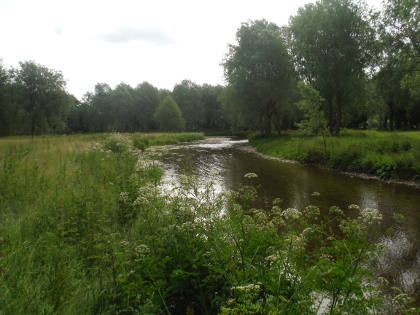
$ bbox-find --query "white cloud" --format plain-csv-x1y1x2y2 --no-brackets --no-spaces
100,27,173,45
0,0,382,98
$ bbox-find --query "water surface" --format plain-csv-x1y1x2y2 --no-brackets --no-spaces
158,137,420,299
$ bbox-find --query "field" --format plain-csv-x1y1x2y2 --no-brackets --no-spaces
250,130,420,182
0,132,416,313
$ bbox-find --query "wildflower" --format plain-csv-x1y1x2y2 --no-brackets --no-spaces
134,244,150,257
360,208,382,225
348,204,360,211
285,234,305,250
231,283,261,292
329,206,344,216
119,192,129,203
282,208,301,220
243,172,258,179
265,253,280,263
304,205,320,217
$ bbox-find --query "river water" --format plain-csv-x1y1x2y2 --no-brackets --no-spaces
157,137,420,300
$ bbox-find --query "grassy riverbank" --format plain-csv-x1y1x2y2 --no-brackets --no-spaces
250,130,420,182
0,133,416,313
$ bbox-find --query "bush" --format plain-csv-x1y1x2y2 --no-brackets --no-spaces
103,133,132,153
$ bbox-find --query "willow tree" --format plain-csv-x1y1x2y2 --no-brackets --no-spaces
289,0,375,135
223,20,297,135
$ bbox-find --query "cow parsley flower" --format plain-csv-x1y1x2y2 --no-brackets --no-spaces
282,208,301,220
360,208,382,225
243,172,258,179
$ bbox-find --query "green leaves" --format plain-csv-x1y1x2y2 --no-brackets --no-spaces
153,96,186,132
223,19,297,135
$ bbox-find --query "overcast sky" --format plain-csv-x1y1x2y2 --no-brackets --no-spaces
0,0,382,99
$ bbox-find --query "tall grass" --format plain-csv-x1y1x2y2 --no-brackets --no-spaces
0,133,417,314
250,130,420,181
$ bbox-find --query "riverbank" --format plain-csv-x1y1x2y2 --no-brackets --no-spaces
249,130,420,183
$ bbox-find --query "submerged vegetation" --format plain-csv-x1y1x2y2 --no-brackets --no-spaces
250,130,420,181
0,133,417,313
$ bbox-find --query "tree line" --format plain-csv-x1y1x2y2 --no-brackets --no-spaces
0,0,418,136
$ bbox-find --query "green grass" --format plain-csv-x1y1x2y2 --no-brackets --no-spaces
249,129,420,181
0,132,416,313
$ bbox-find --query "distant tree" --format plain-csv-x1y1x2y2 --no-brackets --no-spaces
14,61,72,136
172,80,203,131
133,82,160,131
154,96,185,131
223,20,297,135
200,84,225,130
289,0,375,135
111,82,135,131
0,62,15,136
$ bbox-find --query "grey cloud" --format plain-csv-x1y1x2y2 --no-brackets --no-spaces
101,27,173,45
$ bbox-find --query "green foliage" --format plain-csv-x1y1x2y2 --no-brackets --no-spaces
0,61,76,136
289,0,376,135
223,19,298,135
154,96,186,132
296,82,330,138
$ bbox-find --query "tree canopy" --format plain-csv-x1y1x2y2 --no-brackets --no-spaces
154,96,185,131
289,0,375,135
223,20,298,135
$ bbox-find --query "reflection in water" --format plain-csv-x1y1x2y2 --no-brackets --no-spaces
158,137,420,301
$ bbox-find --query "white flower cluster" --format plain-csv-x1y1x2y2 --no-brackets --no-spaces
348,204,360,211
231,283,261,292
265,253,281,264
282,208,301,220
360,208,383,225
133,183,160,206
285,234,306,250
134,244,150,258
119,191,130,203
304,205,320,217
243,172,258,179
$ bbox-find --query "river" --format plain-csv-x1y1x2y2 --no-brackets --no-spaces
157,137,420,300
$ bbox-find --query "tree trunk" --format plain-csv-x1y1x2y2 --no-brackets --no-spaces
388,102,394,131
273,111,282,135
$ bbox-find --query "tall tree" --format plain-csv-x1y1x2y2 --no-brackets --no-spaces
376,0,420,129
14,61,72,136
289,0,375,135
172,80,203,131
223,20,297,135
133,82,160,131
154,96,185,131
